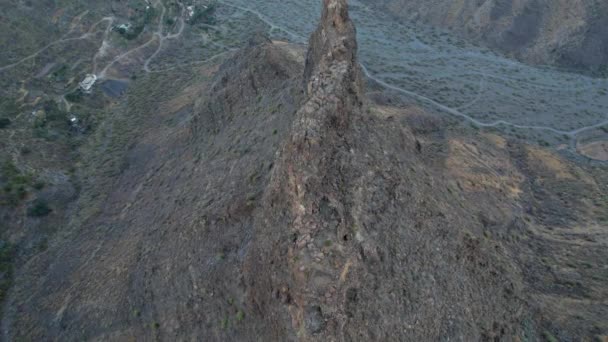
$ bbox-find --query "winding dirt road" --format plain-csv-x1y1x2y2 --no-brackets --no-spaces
217,0,608,142
3,0,606,143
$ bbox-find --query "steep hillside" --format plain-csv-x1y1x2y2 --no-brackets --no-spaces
3,35,306,340
364,0,608,74
2,0,607,341
243,1,527,339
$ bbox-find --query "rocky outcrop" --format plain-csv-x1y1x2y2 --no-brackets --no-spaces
364,0,608,73
244,0,367,339
243,0,528,340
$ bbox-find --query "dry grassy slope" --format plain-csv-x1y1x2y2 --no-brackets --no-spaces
3,0,607,340
400,106,608,340
366,0,608,73
3,37,306,340
366,96,608,340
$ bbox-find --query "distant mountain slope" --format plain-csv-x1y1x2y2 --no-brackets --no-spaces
364,0,608,74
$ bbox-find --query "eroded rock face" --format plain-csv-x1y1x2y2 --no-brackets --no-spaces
364,0,608,73
244,0,368,339
243,0,528,340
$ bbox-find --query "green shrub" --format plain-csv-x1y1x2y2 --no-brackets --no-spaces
143,7,157,25
43,100,66,122
122,24,144,40
221,317,229,330
0,118,10,129
0,242,15,305
32,181,45,190
190,2,217,25
1,161,19,179
65,90,84,103
27,199,52,217
0,161,34,205
51,64,69,82
542,331,558,342
0,100,18,118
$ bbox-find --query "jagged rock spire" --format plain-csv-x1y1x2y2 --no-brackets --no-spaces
303,0,362,100
244,0,365,340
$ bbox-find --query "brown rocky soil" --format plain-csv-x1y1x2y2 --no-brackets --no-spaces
2,0,607,341
578,140,608,161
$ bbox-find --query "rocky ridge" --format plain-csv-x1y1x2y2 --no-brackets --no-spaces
2,0,607,340
243,0,529,340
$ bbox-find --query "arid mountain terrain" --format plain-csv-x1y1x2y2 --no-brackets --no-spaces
365,0,608,74
0,0,607,341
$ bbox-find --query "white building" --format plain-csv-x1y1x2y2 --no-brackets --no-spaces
116,23,131,31
187,6,195,19
79,74,97,93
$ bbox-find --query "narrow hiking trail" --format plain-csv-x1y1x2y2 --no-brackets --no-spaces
3,0,606,151
360,64,608,137
2,0,191,79
142,0,187,73
0,11,93,72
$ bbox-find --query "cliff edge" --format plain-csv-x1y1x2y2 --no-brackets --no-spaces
243,0,528,340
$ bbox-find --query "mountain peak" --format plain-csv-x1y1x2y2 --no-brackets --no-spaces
304,0,362,100
243,0,368,339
